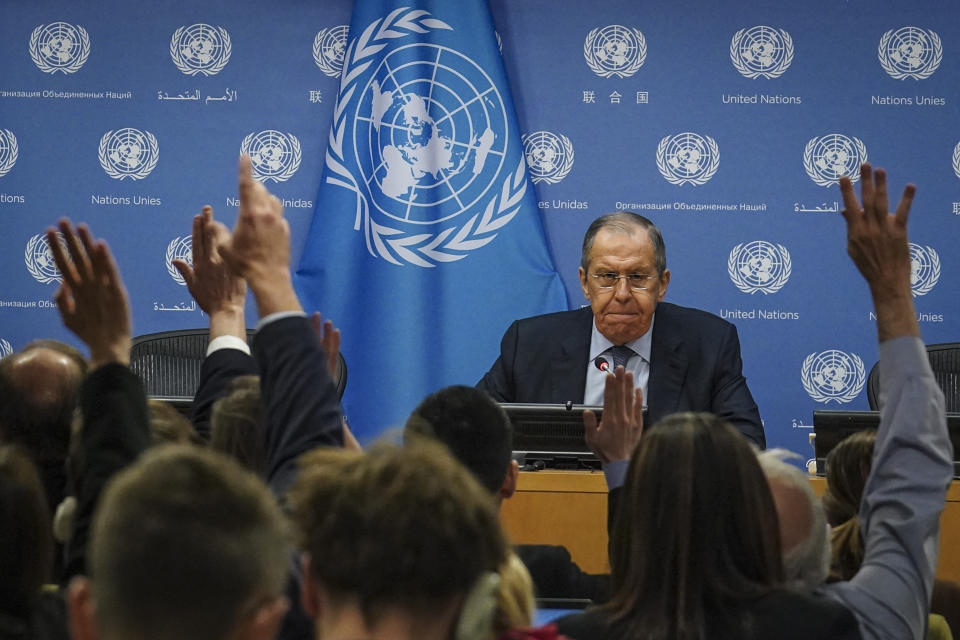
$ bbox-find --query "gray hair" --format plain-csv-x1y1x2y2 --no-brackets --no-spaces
579,212,667,275
756,448,830,592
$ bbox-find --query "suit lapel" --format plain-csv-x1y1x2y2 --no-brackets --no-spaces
550,308,593,404
648,303,688,421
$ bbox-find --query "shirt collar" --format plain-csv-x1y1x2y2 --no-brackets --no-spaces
588,312,655,363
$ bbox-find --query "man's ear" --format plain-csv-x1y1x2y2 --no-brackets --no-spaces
238,596,289,640
67,577,98,640
499,459,519,501
578,266,591,302
656,269,670,302
300,553,320,619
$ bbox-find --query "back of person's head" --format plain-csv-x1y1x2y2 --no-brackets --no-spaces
404,385,512,495
290,442,509,633
494,553,534,634
0,445,53,619
148,399,201,446
756,449,830,591
606,412,782,639
210,375,267,475
71,445,290,640
821,430,876,581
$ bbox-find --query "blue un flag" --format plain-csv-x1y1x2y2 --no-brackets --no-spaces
294,2,568,438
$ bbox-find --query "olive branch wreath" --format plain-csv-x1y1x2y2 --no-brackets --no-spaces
29,24,90,74
727,243,792,294
878,28,942,80
656,133,719,186
170,26,232,76
803,136,867,187
729,27,794,79
801,351,864,404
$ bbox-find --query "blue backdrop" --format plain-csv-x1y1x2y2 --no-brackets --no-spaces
1,1,958,460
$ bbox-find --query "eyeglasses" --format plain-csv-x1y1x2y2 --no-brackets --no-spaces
589,272,657,291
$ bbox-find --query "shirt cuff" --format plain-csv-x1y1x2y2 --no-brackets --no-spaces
206,334,251,357
602,459,629,489
256,310,308,331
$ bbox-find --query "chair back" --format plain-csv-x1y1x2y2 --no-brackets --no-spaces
867,342,960,412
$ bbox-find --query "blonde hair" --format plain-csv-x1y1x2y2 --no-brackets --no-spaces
495,553,535,634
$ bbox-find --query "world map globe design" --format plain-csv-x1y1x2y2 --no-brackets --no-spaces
734,241,785,288
166,237,193,285
663,133,714,180
247,131,297,179
26,233,65,283
104,129,153,174
355,43,507,225
884,27,935,72
737,26,785,71
524,132,570,182
808,351,863,399
35,22,84,68
176,24,228,71
591,25,643,72
810,135,861,182
319,26,348,67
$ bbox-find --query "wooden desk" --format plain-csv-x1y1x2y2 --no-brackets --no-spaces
501,470,960,580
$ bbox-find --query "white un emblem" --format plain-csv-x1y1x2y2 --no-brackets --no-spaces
0,130,18,178
24,232,66,284
0,339,11,359
728,241,791,294
99,128,159,180
166,236,193,286
656,132,719,186
803,134,867,187
801,350,866,404
170,24,232,76
953,141,960,180
241,131,302,183
730,26,793,79
909,243,940,297
878,27,942,80
29,22,90,74
314,26,349,77
523,132,574,185
584,25,647,78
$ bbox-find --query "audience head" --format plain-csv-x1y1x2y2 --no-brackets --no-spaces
606,413,781,636
210,375,267,475
0,445,53,618
290,442,509,638
821,430,876,581
148,399,202,446
68,445,290,640
404,385,516,499
756,449,831,591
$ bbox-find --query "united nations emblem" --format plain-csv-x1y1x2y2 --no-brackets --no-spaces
523,132,574,185
730,26,793,79
803,134,867,187
240,131,302,183
909,243,940,297
170,24,232,76
0,130,18,178
728,241,791,294
878,27,942,80
325,8,530,267
0,339,11,359
656,133,719,186
584,25,646,78
952,141,960,180
314,26,349,77
801,350,865,404
99,128,159,181
24,232,65,284
166,236,193,286
29,22,90,74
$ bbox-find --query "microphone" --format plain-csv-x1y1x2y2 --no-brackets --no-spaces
594,355,611,373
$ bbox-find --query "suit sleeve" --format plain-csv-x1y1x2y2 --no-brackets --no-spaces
476,320,519,402
710,322,765,448
190,348,259,441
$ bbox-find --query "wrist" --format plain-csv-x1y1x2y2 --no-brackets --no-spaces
89,338,132,369
208,307,247,340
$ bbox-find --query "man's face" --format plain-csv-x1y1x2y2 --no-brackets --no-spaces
578,227,670,345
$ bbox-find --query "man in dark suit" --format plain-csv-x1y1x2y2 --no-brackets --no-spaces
477,211,764,447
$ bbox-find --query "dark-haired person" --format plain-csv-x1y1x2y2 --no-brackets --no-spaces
477,211,763,447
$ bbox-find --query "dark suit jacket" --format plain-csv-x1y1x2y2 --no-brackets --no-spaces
476,303,764,447
190,346,259,441
515,544,609,604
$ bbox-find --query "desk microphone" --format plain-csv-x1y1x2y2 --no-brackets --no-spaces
594,355,611,373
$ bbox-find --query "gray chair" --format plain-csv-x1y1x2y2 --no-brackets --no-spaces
866,342,960,411
129,328,347,403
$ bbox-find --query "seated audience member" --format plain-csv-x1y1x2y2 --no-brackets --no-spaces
570,164,951,640
0,445,67,640
209,375,268,474
290,442,548,640
147,399,201,445
405,385,610,602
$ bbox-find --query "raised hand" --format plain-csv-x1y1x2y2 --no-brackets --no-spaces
310,312,341,380
583,367,644,463
46,219,132,368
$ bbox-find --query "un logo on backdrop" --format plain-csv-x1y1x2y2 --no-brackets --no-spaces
878,27,942,80
29,22,90,74
0,130,18,178
803,135,867,187
802,350,865,404
952,142,960,179
728,241,791,294
99,129,159,180
909,243,940,297
170,24,231,76
523,132,574,184
240,131,302,183
584,26,647,78
657,133,719,186
314,26,349,77
730,26,793,79
166,236,192,285
0,339,11,359
24,233,65,284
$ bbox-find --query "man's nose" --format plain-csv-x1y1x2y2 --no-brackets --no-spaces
613,276,632,299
